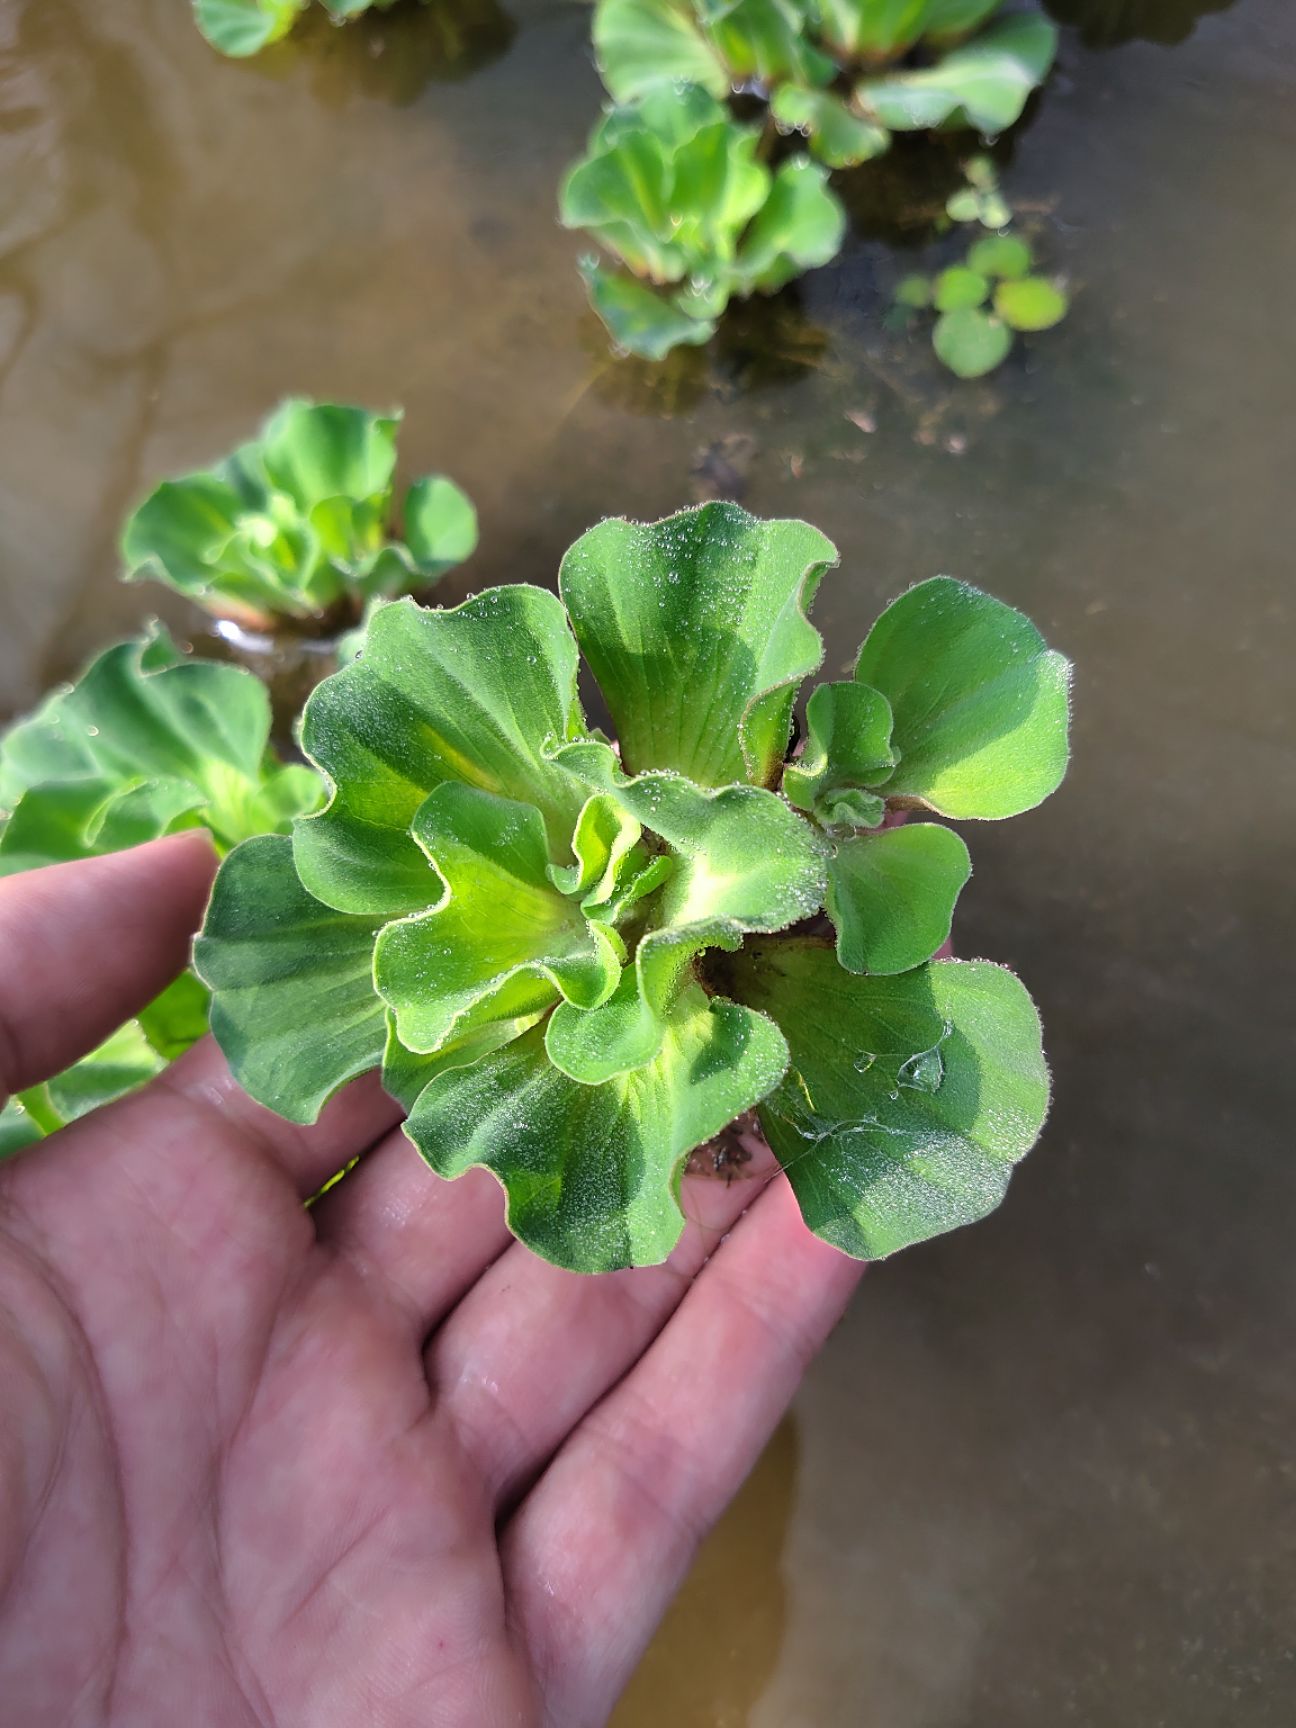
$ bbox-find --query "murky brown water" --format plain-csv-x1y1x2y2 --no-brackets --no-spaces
3,0,1293,1720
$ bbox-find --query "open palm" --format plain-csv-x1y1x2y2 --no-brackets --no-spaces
0,835,860,1728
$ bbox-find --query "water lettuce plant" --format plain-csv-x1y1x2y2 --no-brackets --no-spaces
593,0,1059,169
560,86,845,360
0,627,321,1155
197,502,1071,1273
894,226,1068,377
122,400,477,631
193,0,401,57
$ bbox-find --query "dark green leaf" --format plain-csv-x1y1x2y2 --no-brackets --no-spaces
400,984,788,1271
826,822,971,973
729,940,1050,1257
559,502,838,787
782,680,896,823
294,589,588,916
195,835,387,1123
854,576,1071,818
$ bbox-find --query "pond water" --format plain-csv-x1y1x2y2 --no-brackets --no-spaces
2,0,1293,1721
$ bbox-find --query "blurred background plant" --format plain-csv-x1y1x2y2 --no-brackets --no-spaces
887,153,1068,375
560,87,845,359
0,626,322,1154
567,1,1060,357
122,398,477,634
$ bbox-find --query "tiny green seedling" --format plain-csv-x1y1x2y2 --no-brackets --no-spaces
0,626,322,1155
122,399,477,632
197,502,1071,1273
560,86,845,361
892,167,1069,378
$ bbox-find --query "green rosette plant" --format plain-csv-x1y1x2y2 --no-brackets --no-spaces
197,502,1071,1273
122,399,477,632
560,86,846,360
0,626,321,1155
593,0,1058,170
193,0,403,58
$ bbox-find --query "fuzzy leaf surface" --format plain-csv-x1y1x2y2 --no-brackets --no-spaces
782,680,896,825
729,940,1049,1257
854,576,1071,818
0,630,320,871
195,835,387,1123
560,503,838,787
294,588,588,916
826,822,970,973
400,985,788,1271
374,785,623,1055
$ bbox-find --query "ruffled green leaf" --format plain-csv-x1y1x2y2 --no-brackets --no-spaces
731,156,846,295
578,259,717,361
994,276,1069,332
770,85,890,170
400,983,788,1271
728,940,1049,1257
402,476,479,577
814,0,927,57
547,792,644,908
561,88,844,360
193,0,308,57
554,741,829,929
593,0,732,102
0,630,320,872
123,399,475,623
294,589,588,916
196,835,387,1123
932,306,1012,378
381,1012,547,1113
826,822,970,974
783,680,895,827
546,743,826,1080
854,577,1071,819
374,785,623,1055
701,0,838,87
560,503,838,787
44,1022,167,1123
856,13,1058,132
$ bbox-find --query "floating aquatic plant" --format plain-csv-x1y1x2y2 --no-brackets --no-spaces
0,627,321,1154
197,502,1070,1272
122,399,477,631
193,0,402,58
560,86,846,361
893,220,1069,377
593,0,1059,170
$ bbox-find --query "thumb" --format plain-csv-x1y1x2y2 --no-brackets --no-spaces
0,832,217,1100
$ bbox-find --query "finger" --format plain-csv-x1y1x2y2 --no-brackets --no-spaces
427,1131,776,1511
148,1038,403,1200
312,1129,514,1329
0,832,216,1098
501,1177,862,1728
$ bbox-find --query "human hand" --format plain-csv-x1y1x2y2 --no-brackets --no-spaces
0,834,861,1727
